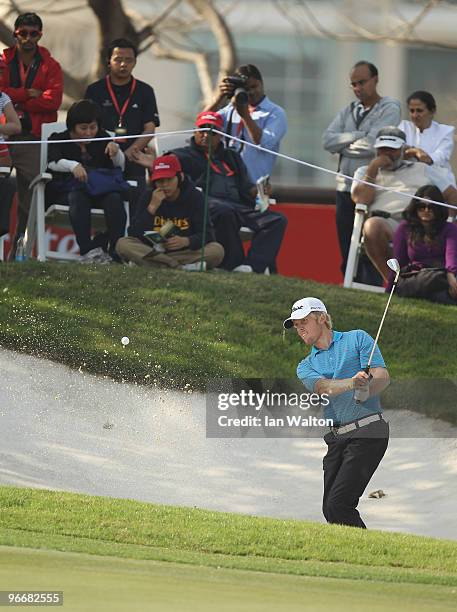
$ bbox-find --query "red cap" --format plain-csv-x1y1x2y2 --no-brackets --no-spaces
195,111,224,129
150,154,182,181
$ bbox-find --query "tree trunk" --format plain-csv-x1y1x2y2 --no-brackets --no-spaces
87,0,139,79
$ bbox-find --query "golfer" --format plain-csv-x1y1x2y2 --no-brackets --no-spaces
284,297,390,528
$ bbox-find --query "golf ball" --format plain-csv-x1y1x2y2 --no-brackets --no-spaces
121,336,130,346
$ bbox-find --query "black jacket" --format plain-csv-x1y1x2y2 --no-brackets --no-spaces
172,138,255,207
47,128,117,173
129,176,214,250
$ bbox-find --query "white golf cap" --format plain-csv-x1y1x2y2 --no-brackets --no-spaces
374,126,406,150
283,297,327,329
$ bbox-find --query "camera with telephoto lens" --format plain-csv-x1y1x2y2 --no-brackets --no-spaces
225,74,249,105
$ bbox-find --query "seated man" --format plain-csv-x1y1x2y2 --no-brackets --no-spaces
116,154,224,270
352,126,457,281
133,111,287,273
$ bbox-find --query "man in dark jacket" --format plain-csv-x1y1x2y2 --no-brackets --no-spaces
172,111,287,273
0,12,63,238
131,112,287,272
116,154,224,270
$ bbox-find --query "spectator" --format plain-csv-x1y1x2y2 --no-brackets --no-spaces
135,111,287,273
0,12,63,239
351,126,457,282
0,176,16,237
204,64,287,182
399,91,456,186
389,185,457,304
323,61,400,274
0,59,21,238
0,57,22,162
116,154,224,270
85,38,160,212
47,100,127,264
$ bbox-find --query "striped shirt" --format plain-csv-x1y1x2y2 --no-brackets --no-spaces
297,329,386,425
0,92,12,143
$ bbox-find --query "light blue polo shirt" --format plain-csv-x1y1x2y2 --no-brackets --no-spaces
218,96,288,182
297,329,386,426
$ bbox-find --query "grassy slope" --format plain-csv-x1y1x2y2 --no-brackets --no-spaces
1,262,456,421
0,262,455,382
1,487,457,587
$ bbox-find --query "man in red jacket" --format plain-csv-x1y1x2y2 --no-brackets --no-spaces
0,12,63,238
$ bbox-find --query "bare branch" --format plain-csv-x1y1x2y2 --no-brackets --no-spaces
87,0,139,79
397,0,441,38
0,18,14,46
186,0,236,79
151,38,213,102
281,0,457,50
149,0,182,30
25,1,87,14
338,0,442,40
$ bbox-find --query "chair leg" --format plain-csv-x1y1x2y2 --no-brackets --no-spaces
36,186,47,261
343,203,367,288
24,189,38,259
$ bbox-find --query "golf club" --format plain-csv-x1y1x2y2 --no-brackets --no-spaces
354,258,400,403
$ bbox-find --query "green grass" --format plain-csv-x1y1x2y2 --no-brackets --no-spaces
0,261,455,384
1,262,456,421
1,487,457,588
3,547,457,612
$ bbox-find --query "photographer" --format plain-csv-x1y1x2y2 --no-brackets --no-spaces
205,64,287,182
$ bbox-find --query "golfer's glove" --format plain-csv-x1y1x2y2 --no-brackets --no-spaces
354,385,370,404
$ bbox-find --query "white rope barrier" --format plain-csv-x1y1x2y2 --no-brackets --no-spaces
211,129,457,213
6,125,457,212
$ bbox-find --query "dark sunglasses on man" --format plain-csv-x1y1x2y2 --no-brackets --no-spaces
14,29,42,39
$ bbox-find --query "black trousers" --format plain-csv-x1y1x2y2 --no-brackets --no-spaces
68,190,126,256
208,197,287,273
0,175,16,236
335,190,355,275
322,419,389,528
208,199,244,270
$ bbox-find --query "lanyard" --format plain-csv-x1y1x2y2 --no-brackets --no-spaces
205,153,234,176
105,76,137,127
19,61,31,86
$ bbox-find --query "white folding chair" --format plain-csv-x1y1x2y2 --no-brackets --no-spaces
24,122,132,261
343,203,385,293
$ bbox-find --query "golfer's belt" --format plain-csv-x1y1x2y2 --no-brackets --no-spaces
331,413,383,435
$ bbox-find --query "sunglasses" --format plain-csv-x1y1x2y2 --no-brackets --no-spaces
417,204,434,211
15,29,41,39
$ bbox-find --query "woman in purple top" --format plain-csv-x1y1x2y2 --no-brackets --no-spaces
390,184,457,303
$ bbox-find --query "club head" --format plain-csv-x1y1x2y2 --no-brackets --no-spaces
387,258,400,274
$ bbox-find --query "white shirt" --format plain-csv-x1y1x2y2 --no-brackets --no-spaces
398,119,455,185
352,161,452,222
0,92,12,143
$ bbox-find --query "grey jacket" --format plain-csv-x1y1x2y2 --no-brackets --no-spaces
323,96,401,191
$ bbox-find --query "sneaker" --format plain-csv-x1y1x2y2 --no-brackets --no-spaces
232,264,253,273
181,261,206,272
79,247,112,265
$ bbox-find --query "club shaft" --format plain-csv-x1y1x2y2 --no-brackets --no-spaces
366,273,399,369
